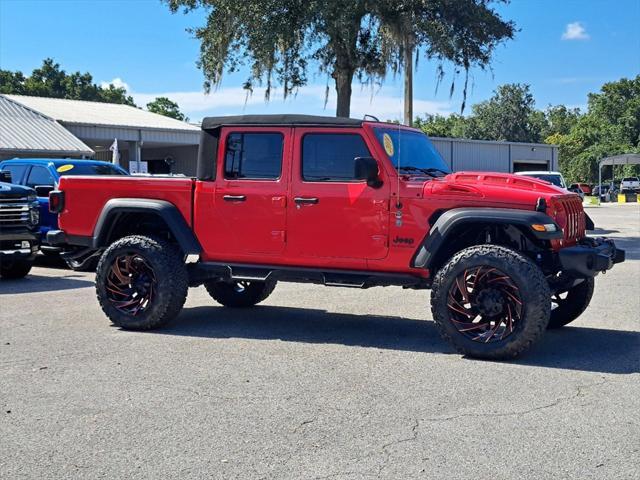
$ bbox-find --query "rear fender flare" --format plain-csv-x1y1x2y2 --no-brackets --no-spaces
411,207,562,269
93,198,201,255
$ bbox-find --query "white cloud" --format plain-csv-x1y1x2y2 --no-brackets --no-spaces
100,77,130,91
132,84,452,122
562,22,590,41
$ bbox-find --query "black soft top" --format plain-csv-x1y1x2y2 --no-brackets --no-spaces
201,114,364,130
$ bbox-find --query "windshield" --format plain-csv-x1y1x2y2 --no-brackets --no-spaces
56,163,128,176
373,127,451,176
523,173,566,188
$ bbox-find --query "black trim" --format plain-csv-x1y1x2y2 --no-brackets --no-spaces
558,237,624,277
91,199,202,255
197,128,219,181
412,207,562,269
189,262,428,289
201,114,363,130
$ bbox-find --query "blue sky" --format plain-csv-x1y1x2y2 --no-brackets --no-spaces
1,0,638,122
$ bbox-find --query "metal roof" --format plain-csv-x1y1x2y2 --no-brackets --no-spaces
5,94,200,132
202,114,363,130
599,154,640,166
0,95,94,156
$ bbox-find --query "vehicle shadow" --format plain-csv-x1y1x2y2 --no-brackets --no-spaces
151,305,639,374
607,236,640,260
34,253,69,269
0,274,93,294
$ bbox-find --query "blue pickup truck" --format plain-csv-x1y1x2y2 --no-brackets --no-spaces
0,159,128,267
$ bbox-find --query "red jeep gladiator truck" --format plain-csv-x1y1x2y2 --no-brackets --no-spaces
47,115,624,359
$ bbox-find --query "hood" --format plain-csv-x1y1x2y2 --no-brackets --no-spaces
0,182,36,198
424,171,569,207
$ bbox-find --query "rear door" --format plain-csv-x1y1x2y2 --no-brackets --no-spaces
287,128,390,266
204,127,291,261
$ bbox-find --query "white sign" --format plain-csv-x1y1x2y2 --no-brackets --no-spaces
129,161,148,174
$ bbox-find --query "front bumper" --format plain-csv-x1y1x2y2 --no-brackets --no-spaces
0,238,39,264
558,237,625,277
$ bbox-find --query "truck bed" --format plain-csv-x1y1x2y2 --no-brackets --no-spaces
57,176,194,237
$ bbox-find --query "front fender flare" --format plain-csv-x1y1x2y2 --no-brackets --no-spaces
411,207,562,269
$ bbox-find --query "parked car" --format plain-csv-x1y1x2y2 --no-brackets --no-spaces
0,171,40,279
515,171,567,189
0,158,128,268
592,184,620,201
569,183,592,195
47,114,625,360
620,177,640,193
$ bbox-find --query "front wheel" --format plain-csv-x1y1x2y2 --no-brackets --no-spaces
95,235,188,330
0,259,33,279
205,279,276,307
430,245,551,360
548,278,594,329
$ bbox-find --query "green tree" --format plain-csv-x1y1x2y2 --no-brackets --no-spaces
146,97,188,121
462,83,542,142
414,113,468,138
0,58,136,106
557,76,640,183
165,1,514,118
377,0,515,125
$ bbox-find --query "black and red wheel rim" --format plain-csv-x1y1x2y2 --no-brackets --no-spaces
446,266,523,343
105,253,156,316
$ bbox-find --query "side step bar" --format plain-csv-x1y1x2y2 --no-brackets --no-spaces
189,262,429,289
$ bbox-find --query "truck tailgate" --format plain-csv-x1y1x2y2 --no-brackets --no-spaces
57,176,194,237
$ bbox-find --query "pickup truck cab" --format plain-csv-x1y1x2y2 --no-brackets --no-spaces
0,158,127,262
47,115,625,359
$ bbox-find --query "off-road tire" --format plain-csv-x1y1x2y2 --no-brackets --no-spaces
0,259,33,279
430,245,551,360
548,278,594,329
95,235,188,330
205,279,276,308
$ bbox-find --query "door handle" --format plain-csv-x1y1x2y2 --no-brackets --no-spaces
223,195,246,202
294,197,319,205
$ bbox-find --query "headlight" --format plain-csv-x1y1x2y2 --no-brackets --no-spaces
27,193,37,202
29,205,40,225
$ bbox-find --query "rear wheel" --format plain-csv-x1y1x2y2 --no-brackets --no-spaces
205,279,276,308
548,278,594,329
0,259,33,279
431,245,550,359
95,235,188,330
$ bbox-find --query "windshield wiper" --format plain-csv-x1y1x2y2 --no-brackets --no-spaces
422,167,450,176
397,166,448,177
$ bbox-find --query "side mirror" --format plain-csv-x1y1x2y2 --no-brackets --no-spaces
354,157,383,188
34,185,54,197
0,170,12,183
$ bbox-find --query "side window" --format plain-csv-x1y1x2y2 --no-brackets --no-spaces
1,165,28,184
26,166,55,188
224,132,283,180
302,133,371,181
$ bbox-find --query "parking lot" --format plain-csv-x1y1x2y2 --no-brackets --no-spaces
1,204,639,479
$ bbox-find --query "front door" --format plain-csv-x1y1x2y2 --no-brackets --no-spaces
287,128,390,267
203,127,291,262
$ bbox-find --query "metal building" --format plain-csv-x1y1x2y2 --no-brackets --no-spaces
1,94,200,174
431,137,559,173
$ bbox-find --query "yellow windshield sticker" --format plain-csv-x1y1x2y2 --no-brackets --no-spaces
383,133,394,157
56,164,74,173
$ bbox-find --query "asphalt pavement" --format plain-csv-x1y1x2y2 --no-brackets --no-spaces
1,204,639,479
